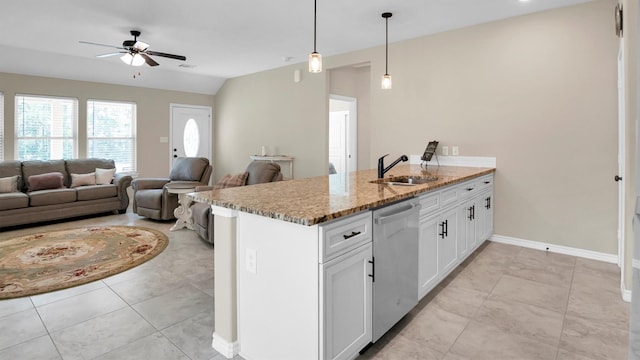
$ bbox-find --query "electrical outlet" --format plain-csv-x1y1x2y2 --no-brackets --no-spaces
452,146,459,156
442,146,449,156
246,248,257,274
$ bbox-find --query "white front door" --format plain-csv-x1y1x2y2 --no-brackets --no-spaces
170,104,212,168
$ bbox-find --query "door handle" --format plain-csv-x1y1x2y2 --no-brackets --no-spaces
615,175,623,182
439,222,445,239
368,258,375,282
468,206,473,220
173,154,178,158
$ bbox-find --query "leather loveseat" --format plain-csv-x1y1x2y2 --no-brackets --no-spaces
192,161,283,244
0,158,132,229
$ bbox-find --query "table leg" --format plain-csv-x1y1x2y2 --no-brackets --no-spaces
170,193,195,231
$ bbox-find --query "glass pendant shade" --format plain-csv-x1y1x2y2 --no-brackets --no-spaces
381,74,392,89
120,53,145,66
309,52,322,73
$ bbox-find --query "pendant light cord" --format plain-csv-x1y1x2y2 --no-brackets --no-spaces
385,16,388,74
313,0,317,52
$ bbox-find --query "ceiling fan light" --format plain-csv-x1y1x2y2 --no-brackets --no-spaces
133,41,149,51
309,52,322,73
120,53,133,65
131,54,145,66
381,74,392,89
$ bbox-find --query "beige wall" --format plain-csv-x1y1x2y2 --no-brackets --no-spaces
215,0,619,254
214,66,328,180
329,65,372,169
0,72,214,178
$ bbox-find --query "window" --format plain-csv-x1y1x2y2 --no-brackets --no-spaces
0,92,4,161
15,95,77,160
87,100,137,172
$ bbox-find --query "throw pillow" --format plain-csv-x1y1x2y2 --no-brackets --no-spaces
0,175,19,193
95,168,116,185
213,172,249,190
28,172,64,192
70,172,96,188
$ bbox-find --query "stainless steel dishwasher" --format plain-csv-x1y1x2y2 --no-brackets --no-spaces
371,198,420,342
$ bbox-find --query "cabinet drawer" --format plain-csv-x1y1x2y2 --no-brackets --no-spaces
476,175,493,191
459,180,478,200
320,211,372,263
419,191,440,215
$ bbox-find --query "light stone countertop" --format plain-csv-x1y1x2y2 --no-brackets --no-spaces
188,164,495,226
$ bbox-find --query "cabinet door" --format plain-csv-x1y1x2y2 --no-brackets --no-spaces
320,243,372,360
457,203,469,259
464,199,478,251
418,214,439,299
478,191,493,243
438,207,459,277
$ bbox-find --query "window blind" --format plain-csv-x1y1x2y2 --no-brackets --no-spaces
87,100,137,172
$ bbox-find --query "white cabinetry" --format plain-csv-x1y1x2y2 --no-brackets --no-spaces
417,174,494,300
237,210,372,360
319,213,373,360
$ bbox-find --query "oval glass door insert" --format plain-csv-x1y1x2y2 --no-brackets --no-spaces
183,118,200,157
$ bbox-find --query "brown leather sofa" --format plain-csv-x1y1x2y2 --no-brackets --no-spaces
0,158,132,229
192,161,283,244
131,157,212,221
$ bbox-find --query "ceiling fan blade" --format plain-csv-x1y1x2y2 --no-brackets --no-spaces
96,52,126,58
140,53,159,67
133,41,149,51
146,50,186,61
79,41,125,50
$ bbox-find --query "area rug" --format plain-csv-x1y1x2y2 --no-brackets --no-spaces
0,226,169,299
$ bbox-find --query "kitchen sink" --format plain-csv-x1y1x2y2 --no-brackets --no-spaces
370,175,438,186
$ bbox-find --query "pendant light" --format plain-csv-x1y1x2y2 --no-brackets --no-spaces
381,12,392,89
309,0,322,73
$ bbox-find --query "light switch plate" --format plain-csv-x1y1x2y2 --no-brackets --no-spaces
452,146,459,156
442,146,449,156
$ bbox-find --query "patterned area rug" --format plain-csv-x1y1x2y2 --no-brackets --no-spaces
0,226,168,299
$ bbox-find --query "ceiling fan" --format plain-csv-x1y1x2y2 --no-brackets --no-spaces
80,30,186,67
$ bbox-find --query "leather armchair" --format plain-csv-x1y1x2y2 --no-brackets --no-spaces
192,161,282,244
132,157,212,220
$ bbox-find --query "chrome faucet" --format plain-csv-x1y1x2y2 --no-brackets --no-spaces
378,154,409,178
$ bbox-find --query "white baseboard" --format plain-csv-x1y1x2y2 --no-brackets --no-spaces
490,234,618,264
622,283,632,302
212,333,239,359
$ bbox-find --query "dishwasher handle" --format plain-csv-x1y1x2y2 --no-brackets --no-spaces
374,203,420,225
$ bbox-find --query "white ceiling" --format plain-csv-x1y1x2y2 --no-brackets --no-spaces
0,0,593,95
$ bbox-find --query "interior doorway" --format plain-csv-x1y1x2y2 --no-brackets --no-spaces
329,95,357,174
170,104,212,169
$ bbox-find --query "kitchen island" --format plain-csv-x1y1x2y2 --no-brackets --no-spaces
189,164,495,360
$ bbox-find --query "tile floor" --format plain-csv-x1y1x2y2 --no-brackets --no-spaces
0,212,631,360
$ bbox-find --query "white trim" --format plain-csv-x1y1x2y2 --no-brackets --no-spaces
212,333,239,359
621,283,632,303
633,258,640,270
490,234,618,264
409,155,496,168
210,205,238,218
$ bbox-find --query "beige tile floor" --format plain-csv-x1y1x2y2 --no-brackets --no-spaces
0,212,631,360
